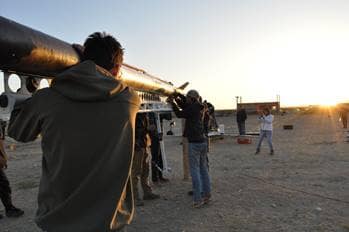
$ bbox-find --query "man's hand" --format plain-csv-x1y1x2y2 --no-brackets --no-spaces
166,95,174,104
0,155,7,169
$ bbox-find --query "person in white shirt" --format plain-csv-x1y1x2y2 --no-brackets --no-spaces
255,108,274,155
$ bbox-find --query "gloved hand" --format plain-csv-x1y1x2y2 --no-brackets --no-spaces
166,95,174,104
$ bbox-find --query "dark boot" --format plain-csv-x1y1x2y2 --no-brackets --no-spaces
6,206,24,218
143,192,160,200
159,177,169,183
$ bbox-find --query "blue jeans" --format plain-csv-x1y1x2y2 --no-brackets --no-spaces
256,130,274,151
188,142,211,203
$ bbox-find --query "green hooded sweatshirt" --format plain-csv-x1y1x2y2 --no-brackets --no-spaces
8,61,140,232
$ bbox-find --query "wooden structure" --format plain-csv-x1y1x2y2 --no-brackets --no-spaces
235,95,280,114
237,101,280,114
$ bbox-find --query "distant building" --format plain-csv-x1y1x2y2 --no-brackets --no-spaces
235,95,281,114
237,102,280,114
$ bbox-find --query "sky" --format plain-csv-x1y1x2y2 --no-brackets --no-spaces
1,0,349,109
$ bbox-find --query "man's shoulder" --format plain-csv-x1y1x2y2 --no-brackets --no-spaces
114,87,140,107
31,87,60,101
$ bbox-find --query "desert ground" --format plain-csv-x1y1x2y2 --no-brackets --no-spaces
0,110,348,232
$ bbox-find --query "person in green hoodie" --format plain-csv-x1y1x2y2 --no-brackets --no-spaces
8,32,140,232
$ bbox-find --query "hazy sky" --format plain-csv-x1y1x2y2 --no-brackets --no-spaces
1,0,349,109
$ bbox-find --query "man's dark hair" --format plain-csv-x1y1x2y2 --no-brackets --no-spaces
83,32,124,71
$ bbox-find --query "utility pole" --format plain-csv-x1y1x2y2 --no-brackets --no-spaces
235,96,240,109
276,94,280,112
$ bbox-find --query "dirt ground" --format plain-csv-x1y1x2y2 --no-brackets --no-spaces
0,111,348,232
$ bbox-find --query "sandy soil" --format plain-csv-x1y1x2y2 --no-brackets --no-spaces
1,112,348,232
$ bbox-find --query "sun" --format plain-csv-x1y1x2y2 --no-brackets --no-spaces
318,98,338,107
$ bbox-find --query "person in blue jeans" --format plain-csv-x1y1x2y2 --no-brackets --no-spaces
255,108,274,155
167,90,211,208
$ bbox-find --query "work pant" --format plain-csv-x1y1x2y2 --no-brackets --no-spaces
256,130,274,151
188,142,211,203
237,121,246,135
131,148,152,200
0,168,12,210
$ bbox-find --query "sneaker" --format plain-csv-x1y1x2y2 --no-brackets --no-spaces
188,190,205,196
6,206,24,218
152,180,160,185
203,194,211,204
143,193,160,200
192,201,204,208
135,199,145,207
270,150,274,155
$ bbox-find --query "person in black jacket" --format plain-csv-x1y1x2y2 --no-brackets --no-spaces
167,90,212,208
339,106,348,129
236,106,247,135
204,101,218,132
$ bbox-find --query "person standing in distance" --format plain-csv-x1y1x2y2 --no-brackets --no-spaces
236,106,247,135
255,107,274,155
339,105,348,129
8,32,140,232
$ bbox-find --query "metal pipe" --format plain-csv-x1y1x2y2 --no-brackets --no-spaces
0,16,184,96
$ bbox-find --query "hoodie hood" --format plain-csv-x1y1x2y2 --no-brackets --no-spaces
52,61,125,101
